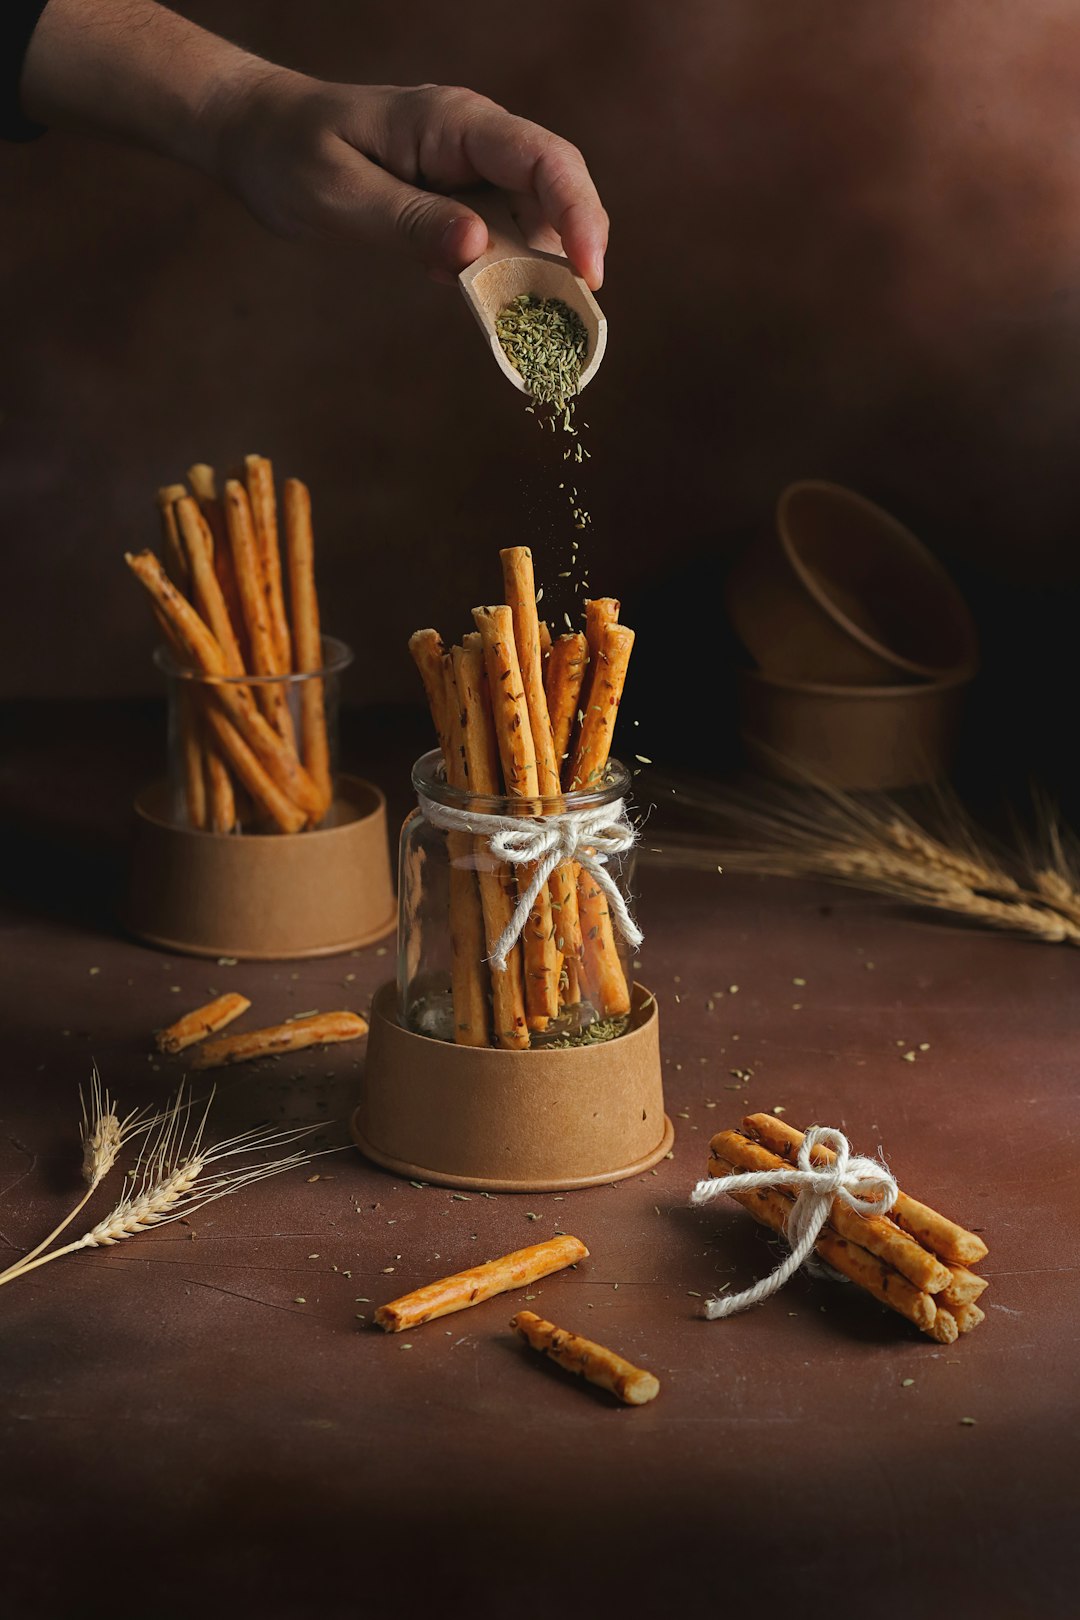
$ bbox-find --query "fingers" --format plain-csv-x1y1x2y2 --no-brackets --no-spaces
458,102,608,288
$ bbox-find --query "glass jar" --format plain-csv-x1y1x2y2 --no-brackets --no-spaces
398,749,638,1048
154,635,353,834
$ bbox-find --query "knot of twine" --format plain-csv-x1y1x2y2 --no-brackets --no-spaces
418,794,643,972
689,1125,898,1320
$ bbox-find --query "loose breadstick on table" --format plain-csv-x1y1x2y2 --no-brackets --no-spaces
283,478,332,819
176,497,247,677
500,547,579,1006
566,622,635,792
429,650,490,1048
156,992,252,1054
204,744,238,833
546,632,589,770
709,1129,952,1295
201,705,305,832
156,484,190,588
939,1265,989,1309
224,480,297,748
743,1113,989,1268
473,604,558,1032
947,1300,986,1335
192,1010,368,1070
244,454,292,672
125,550,322,821
374,1235,588,1333
708,1150,942,1338
453,639,528,1049
511,1310,660,1406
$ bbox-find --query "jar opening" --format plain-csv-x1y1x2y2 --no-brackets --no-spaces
411,748,632,814
154,633,353,685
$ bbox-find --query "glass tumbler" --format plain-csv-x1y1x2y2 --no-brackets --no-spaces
398,748,638,1048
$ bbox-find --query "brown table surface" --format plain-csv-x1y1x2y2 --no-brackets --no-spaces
1,705,1076,1620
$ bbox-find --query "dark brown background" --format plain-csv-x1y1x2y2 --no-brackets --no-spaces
5,0,1080,791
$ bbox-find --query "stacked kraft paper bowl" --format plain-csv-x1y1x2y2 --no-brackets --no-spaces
726,481,979,790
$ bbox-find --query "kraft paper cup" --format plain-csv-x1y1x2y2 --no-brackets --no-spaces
737,667,972,791
352,980,673,1192
124,773,396,959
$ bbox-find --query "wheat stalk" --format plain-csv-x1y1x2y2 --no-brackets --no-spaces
647,771,1080,947
0,1084,322,1288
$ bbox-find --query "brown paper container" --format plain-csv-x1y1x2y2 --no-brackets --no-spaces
353,980,672,1192
124,773,396,960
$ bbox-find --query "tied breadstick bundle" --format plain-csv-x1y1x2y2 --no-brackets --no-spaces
693,1117,989,1343
127,455,344,835
404,547,642,1049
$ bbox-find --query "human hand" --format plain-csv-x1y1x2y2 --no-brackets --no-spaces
213,74,609,288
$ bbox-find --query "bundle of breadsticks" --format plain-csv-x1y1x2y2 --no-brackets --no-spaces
409,547,635,1050
124,456,333,834
709,1114,989,1343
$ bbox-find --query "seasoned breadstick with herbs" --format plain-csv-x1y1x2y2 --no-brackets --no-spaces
546,632,589,769
284,477,333,818
245,454,292,673
156,993,252,1054
224,479,296,749
375,1235,588,1333
511,1310,660,1406
192,1010,368,1069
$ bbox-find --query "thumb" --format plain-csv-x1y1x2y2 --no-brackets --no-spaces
336,154,489,276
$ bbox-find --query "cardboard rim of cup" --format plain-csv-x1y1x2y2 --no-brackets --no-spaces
123,773,396,960
353,980,673,1192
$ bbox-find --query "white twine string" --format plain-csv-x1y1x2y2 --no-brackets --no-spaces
418,793,643,972
689,1125,898,1319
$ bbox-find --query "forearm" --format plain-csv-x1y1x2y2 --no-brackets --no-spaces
19,0,283,172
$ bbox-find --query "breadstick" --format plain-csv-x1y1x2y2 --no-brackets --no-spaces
176,497,246,676
409,629,452,760
500,548,580,1003
156,992,252,1054
374,1235,588,1333
125,550,322,821
708,1151,939,1337
224,479,297,747
244,454,292,671
188,462,249,666
566,622,635,792
710,1129,952,1294
939,1265,989,1309
204,743,238,833
511,1311,660,1406
437,651,490,1048
538,618,552,669
546,632,588,769
473,604,558,1031
453,639,528,1049
584,596,620,666
200,704,306,832
192,1010,368,1069
284,478,332,818
156,484,190,588
743,1114,989,1267
577,870,632,1018
948,1300,985,1334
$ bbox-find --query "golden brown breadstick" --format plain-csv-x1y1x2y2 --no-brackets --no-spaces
473,604,558,1031
245,454,292,672
577,870,632,1018
204,743,238,833
500,548,581,1000
453,639,529,1049
948,1300,985,1335
584,596,620,667
200,704,305,833
156,992,252,1054
708,1150,939,1337
156,484,190,588
939,1265,989,1309
711,1129,952,1294
188,463,249,667
511,1310,660,1406
284,478,332,818
224,480,296,747
374,1235,588,1333
538,618,552,669
125,550,322,822
566,622,635,792
438,651,490,1048
176,690,208,830
743,1114,989,1267
176,497,246,677
192,1010,368,1069
546,632,589,769
409,629,452,761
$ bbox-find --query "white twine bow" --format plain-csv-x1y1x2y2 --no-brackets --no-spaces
418,794,643,972
689,1125,898,1319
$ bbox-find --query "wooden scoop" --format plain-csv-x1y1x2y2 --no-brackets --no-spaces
458,196,607,395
